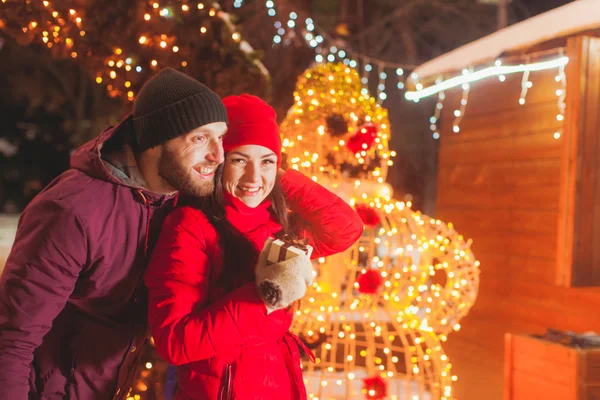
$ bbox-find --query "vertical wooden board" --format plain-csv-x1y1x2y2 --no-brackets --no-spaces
589,38,600,285
574,36,600,285
505,334,513,400
557,37,584,286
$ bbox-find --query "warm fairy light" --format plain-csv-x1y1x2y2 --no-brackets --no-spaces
283,62,477,400
280,63,393,183
452,82,470,134
554,60,567,139
426,53,568,142
0,0,259,104
406,56,570,101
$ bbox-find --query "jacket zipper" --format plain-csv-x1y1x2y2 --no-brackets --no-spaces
219,363,233,400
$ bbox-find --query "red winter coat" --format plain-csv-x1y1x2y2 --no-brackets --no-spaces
145,169,363,400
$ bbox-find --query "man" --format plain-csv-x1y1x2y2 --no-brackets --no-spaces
0,67,228,399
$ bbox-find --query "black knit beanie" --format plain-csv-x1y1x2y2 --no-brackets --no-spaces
132,68,228,152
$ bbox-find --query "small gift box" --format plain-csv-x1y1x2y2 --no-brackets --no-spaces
266,236,313,265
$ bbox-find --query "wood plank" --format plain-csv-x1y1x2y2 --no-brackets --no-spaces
587,38,600,286
511,334,577,367
440,101,562,144
438,159,561,190
438,129,562,165
572,36,600,286
557,37,584,286
436,207,559,235
471,281,600,333
437,183,560,210
470,252,556,285
505,334,513,400
512,372,573,400
466,232,556,259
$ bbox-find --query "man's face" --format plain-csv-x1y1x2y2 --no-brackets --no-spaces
157,122,227,197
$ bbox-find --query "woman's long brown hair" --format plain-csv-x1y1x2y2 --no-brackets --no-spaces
195,163,295,292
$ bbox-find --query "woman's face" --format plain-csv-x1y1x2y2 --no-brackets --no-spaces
222,144,278,208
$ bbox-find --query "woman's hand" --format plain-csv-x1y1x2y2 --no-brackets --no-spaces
255,239,313,314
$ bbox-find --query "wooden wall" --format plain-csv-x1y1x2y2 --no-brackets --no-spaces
434,37,600,400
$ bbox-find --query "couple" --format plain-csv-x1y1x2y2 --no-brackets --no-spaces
0,67,363,399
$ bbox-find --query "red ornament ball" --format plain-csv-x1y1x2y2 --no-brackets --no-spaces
346,123,378,154
357,269,384,295
362,376,387,400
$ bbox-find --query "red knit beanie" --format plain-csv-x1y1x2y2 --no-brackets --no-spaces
223,94,281,167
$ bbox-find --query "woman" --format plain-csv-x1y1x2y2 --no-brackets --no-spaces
145,94,363,400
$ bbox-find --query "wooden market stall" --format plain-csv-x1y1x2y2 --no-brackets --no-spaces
406,1,600,399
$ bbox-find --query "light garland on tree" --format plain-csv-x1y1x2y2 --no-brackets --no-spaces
241,0,412,104
281,63,480,400
0,0,268,102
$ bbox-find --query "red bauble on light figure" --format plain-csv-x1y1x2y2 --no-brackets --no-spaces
357,269,384,295
346,122,378,154
362,376,388,399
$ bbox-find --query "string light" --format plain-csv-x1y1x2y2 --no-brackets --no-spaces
430,77,445,140
450,70,471,134
406,56,570,101
420,51,571,144
377,64,387,104
554,61,567,139
0,0,264,102
518,63,531,105
280,63,392,186
253,1,410,92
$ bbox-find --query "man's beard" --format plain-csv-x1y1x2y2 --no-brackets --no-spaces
157,145,215,197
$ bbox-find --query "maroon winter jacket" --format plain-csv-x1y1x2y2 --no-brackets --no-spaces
0,116,176,400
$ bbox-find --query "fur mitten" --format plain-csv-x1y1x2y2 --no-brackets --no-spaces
255,238,314,313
